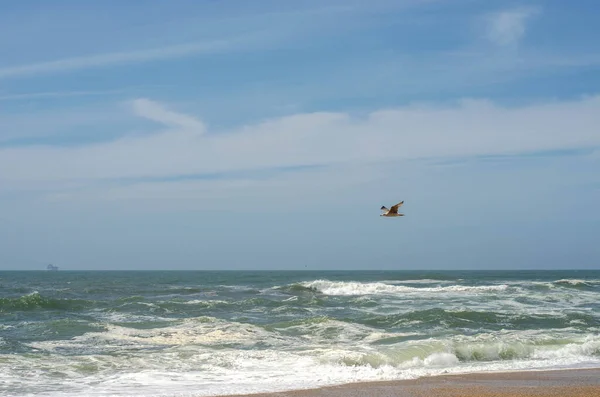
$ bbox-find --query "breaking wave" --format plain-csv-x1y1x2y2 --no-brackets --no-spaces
0,292,93,312
3,270,600,397
300,280,509,296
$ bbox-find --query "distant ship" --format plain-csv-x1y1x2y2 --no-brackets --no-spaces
46,264,59,271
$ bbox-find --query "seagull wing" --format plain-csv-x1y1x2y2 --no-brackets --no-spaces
388,201,404,214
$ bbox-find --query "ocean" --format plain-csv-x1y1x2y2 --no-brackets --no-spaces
1,270,599,396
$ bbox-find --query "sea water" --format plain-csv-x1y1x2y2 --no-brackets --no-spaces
1,270,599,396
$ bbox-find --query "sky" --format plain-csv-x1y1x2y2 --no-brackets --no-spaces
1,0,599,270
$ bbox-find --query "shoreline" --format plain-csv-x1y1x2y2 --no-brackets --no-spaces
215,367,600,397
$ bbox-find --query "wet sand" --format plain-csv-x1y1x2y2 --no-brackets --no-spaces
217,368,600,397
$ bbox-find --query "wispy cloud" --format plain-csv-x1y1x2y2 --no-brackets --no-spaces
486,6,539,46
0,105,128,143
1,96,599,188
0,2,400,81
0,85,173,102
0,89,127,101
0,39,241,80
131,98,206,132
41,163,381,211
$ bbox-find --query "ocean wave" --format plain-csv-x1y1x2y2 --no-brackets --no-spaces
361,308,506,329
29,315,599,366
88,310,176,326
4,270,600,397
276,284,320,294
166,286,205,294
554,279,600,289
318,333,600,369
11,317,600,397
177,299,231,307
0,292,94,312
452,333,600,363
300,280,509,296
27,316,291,355
379,279,456,285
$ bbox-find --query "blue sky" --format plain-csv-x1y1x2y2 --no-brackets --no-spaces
1,0,599,270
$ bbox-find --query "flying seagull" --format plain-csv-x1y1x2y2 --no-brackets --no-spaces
380,201,404,217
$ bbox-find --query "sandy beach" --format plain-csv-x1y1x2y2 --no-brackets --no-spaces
219,368,600,397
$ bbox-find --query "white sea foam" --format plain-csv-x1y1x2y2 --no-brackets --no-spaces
176,299,230,306
87,310,174,324
5,342,599,397
424,352,460,366
380,279,455,285
8,315,599,397
555,279,600,287
302,280,509,296
5,271,600,397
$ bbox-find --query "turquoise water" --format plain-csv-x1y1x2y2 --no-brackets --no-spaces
1,270,600,396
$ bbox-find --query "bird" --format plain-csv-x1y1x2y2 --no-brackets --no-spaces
380,201,404,217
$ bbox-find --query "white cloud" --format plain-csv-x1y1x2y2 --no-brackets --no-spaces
486,7,539,46
41,162,382,212
0,105,129,142
0,89,127,101
0,39,242,80
0,1,422,81
1,95,599,188
131,98,206,132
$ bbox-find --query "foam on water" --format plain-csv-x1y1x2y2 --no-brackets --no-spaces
302,280,509,296
2,271,600,397
554,279,600,287
4,314,598,397
379,279,455,285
